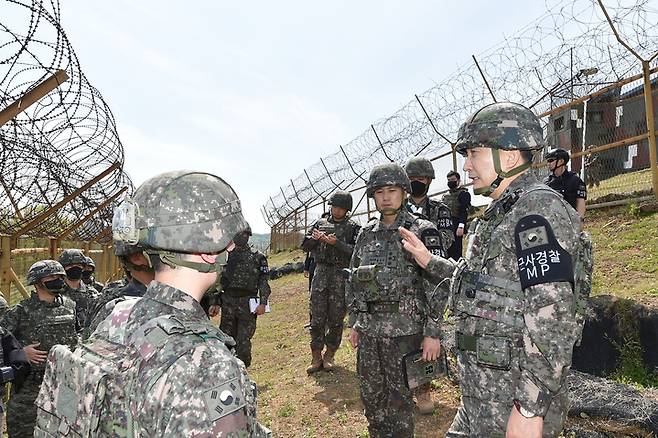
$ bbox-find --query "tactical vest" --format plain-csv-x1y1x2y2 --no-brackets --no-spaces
223,247,262,293
352,213,423,307
449,185,593,362
442,187,468,218
311,218,358,267
13,295,78,374
34,298,271,438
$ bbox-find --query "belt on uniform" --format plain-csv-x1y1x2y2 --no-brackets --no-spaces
456,332,477,352
366,301,399,313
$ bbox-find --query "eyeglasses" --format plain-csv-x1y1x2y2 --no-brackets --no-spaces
546,158,557,163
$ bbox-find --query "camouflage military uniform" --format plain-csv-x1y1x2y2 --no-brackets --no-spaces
1,293,78,438
419,102,590,437
0,294,8,318
405,197,454,257
442,185,471,260
62,280,99,333
93,280,267,436
347,209,444,438
302,215,360,354
427,171,583,437
219,244,271,367
0,326,31,438
83,278,148,340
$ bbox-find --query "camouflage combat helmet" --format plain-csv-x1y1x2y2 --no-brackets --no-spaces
328,190,353,211
58,249,87,267
113,240,145,257
130,170,248,254
455,102,545,196
404,156,435,179
27,260,66,285
84,256,95,269
366,163,412,197
545,148,570,165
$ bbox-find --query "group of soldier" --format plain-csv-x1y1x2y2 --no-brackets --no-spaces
302,102,591,437
0,100,591,438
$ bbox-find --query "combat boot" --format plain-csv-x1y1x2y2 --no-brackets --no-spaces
415,387,434,415
306,349,323,374
322,347,337,371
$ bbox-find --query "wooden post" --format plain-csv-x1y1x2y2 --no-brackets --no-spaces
0,70,69,127
98,245,107,283
642,60,658,200
49,237,58,260
104,245,112,283
1,235,12,302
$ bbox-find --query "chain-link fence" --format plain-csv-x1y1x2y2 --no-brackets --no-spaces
266,0,658,251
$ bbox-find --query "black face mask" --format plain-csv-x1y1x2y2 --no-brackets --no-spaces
447,180,459,190
65,266,83,280
410,180,429,197
42,278,65,293
82,271,94,284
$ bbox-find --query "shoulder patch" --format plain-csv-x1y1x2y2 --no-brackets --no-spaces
514,214,573,290
203,377,246,421
420,228,446,258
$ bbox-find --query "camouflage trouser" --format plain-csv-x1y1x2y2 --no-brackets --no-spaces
220,294,258,367
446,393,568,438
7,377,41,438
357,332,423,438
309,264,346,351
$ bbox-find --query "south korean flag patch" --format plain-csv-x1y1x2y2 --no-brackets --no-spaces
514,214,573,290
421,228,446,258
203,378,246,421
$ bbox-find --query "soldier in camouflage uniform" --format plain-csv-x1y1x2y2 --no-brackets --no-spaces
404,156,454,256
59,249,100,332
0,326,31,437
83,241,155,339
346,163,446,437
39,171,269,436
442,170,471,260
400,102,591,438
208,224,271,368
302,190,361,373
403,156,454,415
81,256,105,293
1,260,78,438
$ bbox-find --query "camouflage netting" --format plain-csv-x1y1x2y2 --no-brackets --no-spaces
263,0,658,225
1,0,133,242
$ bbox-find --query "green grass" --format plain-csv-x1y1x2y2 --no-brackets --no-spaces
586,205,658,299
588,168,653,201
267,248,306,267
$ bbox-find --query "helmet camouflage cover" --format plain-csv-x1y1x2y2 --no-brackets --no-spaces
58,249,87,267
455,102,545,155
366,163,412,196
328,190,353,211
84,256,95,269
132,171,248,254
27,260,66,285
404,156,435,179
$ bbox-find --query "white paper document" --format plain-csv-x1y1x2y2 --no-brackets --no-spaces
249,298,271,314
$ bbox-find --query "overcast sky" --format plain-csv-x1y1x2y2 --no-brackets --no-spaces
60,1,550,233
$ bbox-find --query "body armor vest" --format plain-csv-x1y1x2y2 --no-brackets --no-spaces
223,247,262,293
311,218,358,268
353,213,422,305
442,187,468,218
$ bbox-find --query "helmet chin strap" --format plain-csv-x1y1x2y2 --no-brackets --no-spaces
474,148,531,196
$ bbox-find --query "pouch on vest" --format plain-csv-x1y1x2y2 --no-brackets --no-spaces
355,265,377,282
475,335,512,370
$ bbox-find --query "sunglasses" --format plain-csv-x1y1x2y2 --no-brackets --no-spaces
547,158,557,163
